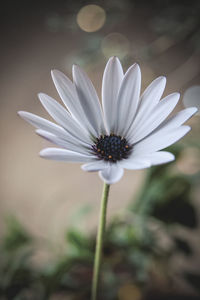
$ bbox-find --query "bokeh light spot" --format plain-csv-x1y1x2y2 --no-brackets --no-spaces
118,283,141,300
183,86,200,115
101,32,130,59
76,5,106,32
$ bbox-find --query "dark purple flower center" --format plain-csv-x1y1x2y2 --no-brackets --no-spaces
92,134,132,162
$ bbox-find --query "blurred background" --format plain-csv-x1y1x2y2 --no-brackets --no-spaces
0,0,200,299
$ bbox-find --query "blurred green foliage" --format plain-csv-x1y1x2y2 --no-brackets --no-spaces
132,146,197,228
0,142,200,299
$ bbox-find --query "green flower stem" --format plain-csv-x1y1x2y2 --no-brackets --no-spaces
91,183,110,300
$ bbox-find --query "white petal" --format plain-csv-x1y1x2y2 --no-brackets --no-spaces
36,129,91,155
139,76,166,111
129,93,180,144
155,107,198,132
99,164,124,184
40,148,95,162
127,76,166,138
121,151,175,169
102,56,124,133
72,65,106,136
18,111,70,140
119,159,151,170
133,125,191,155
51,70,90,130
116,63,141,136
81,160,108,172
139,151,175,165
38,93,91,144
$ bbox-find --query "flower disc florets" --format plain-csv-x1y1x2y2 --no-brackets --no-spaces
92,134,132,162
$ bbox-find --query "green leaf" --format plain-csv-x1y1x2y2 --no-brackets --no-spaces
2,216,32,252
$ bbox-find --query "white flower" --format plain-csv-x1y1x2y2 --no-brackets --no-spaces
18,57,197,184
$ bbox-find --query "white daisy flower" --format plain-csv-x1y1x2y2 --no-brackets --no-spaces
18,57,197,184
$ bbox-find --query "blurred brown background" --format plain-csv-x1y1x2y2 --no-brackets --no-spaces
0,0,200,249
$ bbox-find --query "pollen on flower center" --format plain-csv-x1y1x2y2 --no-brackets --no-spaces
92,134,132,162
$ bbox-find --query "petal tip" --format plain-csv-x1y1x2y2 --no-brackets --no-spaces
81,164,86,171
134,63,141,74
39,148,49,158
39,149,45,157
51,69,65,81
182,125,191,135
51,69,59,75
127,62,141,76
37,92,44,100
170,92,180,101
186,125,191,131
155,76,166,86
111,55,119,61
72,64,81,78
38,93,49,105
171,155,176,162
192,106,198,114
159,76,167,83
17,110,23,116
51,69,57,78
17,111,28,119
72,63,79,70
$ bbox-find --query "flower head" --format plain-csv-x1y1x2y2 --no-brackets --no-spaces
18,57,197,184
